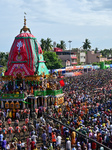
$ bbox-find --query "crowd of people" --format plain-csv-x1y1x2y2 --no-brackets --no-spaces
0,69,112,149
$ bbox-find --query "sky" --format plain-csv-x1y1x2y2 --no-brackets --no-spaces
1,0,112,52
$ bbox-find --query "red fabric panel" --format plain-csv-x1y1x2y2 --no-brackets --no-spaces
5,63,34,76
16,33,35,38
59,80,65,87
54,47,63,52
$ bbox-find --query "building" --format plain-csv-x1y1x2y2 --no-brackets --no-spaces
76,51,86,64
86,51,101,64
54,48,77,67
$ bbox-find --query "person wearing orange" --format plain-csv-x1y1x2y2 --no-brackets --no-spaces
35,108,38,114
58,112,62,119
15,125,21,139
71,131,76,146
31,86,33,94
26,109,30,119
8,126,14,141
24,109,27,113
97,132,101,142
85,106,88,114
0,120,2,127
12,109,16,120
52,131,56,149
22,124,27,140
0,127,2,132
25,117,29,126
14,119,19,127
3,126,7,138
78,115,82,121
23,109,27,120
7,118,12,126
61,125,64,137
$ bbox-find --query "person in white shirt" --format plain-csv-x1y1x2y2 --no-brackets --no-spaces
6,142,10,150
56,133,62,147
48,124,52,139
31,134,37,144
66,138,71,150
21,140,25,150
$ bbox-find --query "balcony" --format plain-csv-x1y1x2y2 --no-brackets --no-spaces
71,55,77,59
1,93,25,99
34,89,63,96
34,90,46,96
46,88,63,96
71,62,77,65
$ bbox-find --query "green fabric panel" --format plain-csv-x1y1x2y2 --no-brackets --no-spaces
30,39,37,69
11,61,27,63
24,39,29,66
37,54,49,75
39,54,44,61
15,37,36,40
27,39,32,69
38,62,49,75
34,40,39,72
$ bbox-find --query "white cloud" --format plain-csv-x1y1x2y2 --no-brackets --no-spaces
1,0,112,52
22,0,112,26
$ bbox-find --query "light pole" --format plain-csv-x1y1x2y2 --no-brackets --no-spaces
68,40,72,66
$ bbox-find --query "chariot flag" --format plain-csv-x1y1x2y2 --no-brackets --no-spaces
59,80,65,87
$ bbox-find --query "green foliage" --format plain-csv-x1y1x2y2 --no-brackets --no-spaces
0,52,9,66
43,51,63,69
56,40,66,50
92,62,100,65
92,60,112,66
100,48,112,58
94,47,99,53
40,38,53,51
82,39,91,50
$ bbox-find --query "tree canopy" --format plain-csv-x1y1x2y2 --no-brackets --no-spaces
0,52,9,66
100,48,112,58
43,51,63,69
56,40,66,50
40,38,53,51
82,39,91,50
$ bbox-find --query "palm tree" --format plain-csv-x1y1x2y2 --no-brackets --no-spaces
45,38,53,51
40,38,46,51
94,47,98,53
60,40,66,50
83,39,91,50
56,40,66,50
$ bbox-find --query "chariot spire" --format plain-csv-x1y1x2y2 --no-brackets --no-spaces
20,12,31,34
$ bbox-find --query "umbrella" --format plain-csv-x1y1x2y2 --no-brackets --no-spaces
94,114,97,117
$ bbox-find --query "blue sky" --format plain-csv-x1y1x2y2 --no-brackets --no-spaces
1,0,112,52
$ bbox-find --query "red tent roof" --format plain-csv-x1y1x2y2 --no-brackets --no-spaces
5,32,42,77
16,33,35,38
54,47,63,52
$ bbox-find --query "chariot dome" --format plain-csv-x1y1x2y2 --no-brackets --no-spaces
5,16,49,77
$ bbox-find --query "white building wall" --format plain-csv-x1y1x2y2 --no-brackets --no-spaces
80,52,86,63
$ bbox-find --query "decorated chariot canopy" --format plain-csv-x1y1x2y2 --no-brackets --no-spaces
5,15,49,79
